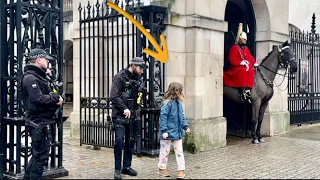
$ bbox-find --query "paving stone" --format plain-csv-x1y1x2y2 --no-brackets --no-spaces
57,126,320,179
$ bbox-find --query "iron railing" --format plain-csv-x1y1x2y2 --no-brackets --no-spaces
78,0,167,157
288,13,320,125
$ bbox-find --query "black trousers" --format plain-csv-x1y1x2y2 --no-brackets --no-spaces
113,119,137,170
24,125,51,179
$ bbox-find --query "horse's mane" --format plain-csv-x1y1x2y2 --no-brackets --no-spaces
259,48,277,64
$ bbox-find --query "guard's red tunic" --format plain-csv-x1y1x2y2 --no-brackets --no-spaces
223,44,256,88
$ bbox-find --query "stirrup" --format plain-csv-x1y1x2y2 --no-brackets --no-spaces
239,93,246,101
245,92,251,99
244,89,251,98
239,93,251,103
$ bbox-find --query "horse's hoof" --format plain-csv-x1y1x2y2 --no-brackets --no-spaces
252,139,260,144
259,138,265,143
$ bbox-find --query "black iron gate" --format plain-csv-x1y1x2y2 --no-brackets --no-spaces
0,0,68,178
78,0,167,157
288,13,320,125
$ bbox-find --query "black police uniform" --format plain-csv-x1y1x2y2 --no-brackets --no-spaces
110,67,142,179
21,64,60,179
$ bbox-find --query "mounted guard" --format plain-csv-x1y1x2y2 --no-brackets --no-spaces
223,23,258,103
223,26,298,144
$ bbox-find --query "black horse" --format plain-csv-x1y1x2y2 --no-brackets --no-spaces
223,40,298,144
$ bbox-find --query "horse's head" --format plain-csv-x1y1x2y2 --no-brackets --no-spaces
277,40,297,74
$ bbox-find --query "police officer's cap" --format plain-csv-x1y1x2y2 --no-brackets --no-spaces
27,48,55,62
130,57,148,70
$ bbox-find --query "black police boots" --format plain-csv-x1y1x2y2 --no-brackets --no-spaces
114,170,122,180
122,167,137,176
114,167,137,179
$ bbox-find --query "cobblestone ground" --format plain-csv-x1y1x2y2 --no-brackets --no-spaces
59,124,320,179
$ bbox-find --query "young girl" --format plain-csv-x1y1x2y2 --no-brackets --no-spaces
157,82,191,179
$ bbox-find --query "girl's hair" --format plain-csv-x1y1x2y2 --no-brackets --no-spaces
163,82,186,103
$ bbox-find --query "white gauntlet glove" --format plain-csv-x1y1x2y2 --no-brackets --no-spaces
240,60,249,66
240,60,249,72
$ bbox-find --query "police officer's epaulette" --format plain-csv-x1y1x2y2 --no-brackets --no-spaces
23,70,45,80
19,71,48,92
118,70,130,83
19,71,40,114
19,71,36,89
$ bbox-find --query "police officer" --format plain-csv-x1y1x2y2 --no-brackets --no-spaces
21,48,63,179
110,57,148,179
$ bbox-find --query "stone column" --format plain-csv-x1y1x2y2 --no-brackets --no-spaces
253,0,291,136
70,0,105,140
152,0,228,153
69,0,81,140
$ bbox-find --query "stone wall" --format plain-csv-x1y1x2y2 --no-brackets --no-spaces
152,0,228,153
151,0,291,147
69,0,292,149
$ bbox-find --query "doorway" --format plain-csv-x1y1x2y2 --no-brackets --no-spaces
223,0,256,138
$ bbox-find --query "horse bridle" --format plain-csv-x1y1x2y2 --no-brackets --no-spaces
260,46,295,74
278,46,296,69
258,45,295,89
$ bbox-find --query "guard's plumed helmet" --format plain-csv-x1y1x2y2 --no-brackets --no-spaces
235,23,246,44
240,32,247,41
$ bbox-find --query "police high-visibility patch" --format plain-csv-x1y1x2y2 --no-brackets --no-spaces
32,84,37,88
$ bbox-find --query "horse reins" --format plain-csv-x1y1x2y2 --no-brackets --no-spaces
257,46,294,91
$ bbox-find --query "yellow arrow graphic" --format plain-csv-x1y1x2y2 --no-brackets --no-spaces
107,2,168,63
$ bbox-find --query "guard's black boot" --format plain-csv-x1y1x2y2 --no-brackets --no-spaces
239,87,252,103
239,88,248,103
244,89,251,99
114,170,122,180
239,93,246,101
122,167,137,176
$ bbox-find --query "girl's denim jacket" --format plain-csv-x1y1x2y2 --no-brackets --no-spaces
159,99,189,140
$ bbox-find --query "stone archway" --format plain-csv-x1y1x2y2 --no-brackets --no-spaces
251,0,271,62
223,0,257,137
63,40,73,103
250,0,291,137
222,0,271,71
224,0,256,70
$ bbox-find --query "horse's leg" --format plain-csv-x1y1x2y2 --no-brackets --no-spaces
256,101,269,143
251,99,261,144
